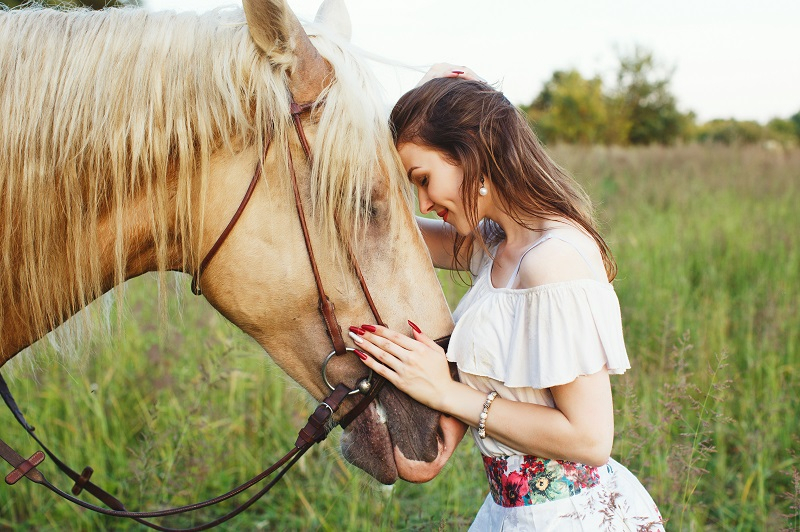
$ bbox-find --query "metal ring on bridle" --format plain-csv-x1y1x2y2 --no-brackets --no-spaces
322,348,374,396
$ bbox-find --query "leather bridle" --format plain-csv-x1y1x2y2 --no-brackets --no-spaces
0,94,450,530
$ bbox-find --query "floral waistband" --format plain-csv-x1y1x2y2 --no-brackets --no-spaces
482,455,601,507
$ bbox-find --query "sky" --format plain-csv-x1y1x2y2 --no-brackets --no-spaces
144,0,800,124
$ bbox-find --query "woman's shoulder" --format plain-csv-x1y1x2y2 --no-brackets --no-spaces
516,226,607,288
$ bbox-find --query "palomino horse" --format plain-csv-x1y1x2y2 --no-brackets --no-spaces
0,0,458,488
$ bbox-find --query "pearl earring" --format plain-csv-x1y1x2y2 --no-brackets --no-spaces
479,178,488,197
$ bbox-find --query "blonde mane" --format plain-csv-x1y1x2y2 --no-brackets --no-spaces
0,5,410,354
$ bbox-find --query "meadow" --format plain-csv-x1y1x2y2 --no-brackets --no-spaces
1,144,798,531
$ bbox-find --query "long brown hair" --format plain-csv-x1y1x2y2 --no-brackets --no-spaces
389,78,616,281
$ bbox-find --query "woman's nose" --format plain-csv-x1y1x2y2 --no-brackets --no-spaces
417,188,434,213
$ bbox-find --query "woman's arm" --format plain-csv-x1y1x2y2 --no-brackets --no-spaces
436,369,614,467
352,325,614,466
416,216,460,270
416,216,487,271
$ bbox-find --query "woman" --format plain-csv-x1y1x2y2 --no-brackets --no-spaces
348,66,664,530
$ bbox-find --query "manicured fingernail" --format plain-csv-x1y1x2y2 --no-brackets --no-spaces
361,324,377,332
354,349,368,361
349,326,365,335
452,70,464,74
348,331,364,344
408,320,422,334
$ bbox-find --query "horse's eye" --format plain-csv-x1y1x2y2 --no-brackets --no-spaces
364,182,388,222
358,196,378,220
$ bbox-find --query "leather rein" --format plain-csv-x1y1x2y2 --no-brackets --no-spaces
0,95,449,530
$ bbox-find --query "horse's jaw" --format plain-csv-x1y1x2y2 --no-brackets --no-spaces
339,385,459,484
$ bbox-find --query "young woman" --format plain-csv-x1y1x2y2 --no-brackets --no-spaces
348,66,665,530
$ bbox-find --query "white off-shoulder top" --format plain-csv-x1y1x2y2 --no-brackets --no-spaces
447,230,631,456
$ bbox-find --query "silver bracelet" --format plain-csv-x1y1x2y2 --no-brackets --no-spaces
477,391,498,439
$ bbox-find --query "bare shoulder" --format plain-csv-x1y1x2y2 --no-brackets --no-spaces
516,228,606,288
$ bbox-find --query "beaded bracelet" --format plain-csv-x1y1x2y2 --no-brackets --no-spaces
477,391,498,439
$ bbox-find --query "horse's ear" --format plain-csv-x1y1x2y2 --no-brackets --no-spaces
242,0,294,62
243,0,331,103
314,0,352,41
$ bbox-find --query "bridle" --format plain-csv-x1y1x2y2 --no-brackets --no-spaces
0,94,450,530
191,98,381,400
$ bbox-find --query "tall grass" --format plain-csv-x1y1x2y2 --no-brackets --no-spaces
1,145,798,530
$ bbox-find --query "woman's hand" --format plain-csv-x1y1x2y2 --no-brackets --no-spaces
416,62,486,87
348,321,456,411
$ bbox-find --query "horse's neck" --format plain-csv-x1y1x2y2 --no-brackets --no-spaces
0,185,182,366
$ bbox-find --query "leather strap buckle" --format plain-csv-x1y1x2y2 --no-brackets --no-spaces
71,466,95,495
5,450,45,485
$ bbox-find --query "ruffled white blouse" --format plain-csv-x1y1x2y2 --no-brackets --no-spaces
447,231,631,456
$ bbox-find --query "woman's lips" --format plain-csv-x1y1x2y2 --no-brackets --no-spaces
437,209,448,223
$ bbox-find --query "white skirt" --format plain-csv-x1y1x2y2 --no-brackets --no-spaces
469,458,665,531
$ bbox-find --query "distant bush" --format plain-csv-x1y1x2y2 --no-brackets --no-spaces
696,119,765,145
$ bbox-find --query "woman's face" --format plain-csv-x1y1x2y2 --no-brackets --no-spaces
398,142,475,235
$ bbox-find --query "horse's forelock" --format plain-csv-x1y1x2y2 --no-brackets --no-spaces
305,27,413,259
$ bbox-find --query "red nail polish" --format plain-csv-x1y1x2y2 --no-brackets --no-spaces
408,320,422,334
361,324,377,332
452,70,464,74
354,349,368,361
349,326,365,335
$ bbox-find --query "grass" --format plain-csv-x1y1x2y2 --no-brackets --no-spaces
1,144,798,531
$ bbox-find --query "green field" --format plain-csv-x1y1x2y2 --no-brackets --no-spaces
1,145,798,531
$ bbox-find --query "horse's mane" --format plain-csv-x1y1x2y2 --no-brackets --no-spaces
0,5,410,352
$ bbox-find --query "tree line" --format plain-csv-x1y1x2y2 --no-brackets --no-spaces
521,47,799,147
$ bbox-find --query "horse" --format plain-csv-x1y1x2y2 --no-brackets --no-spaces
0,0,460,488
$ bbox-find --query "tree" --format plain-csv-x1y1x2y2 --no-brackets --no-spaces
678,110,699,144
523,47,693,146
524,70,609,145
610,47,684,145
790,111,800,140
765,118,797,145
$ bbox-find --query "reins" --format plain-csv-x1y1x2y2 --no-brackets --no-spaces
0,374,351,532
0,94,449,530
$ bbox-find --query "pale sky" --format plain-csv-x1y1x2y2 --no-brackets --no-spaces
144,0,800,124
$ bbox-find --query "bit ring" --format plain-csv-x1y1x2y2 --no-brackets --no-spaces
322,348,374,396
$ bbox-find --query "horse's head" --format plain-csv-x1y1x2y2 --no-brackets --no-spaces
193,0,456,484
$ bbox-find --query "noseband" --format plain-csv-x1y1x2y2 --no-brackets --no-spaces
0,94,450,530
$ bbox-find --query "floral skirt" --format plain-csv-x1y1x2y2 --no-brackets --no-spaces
482,455,600,507
471,455,664,531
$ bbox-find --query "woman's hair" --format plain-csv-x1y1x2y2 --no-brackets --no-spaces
389,78,616,281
